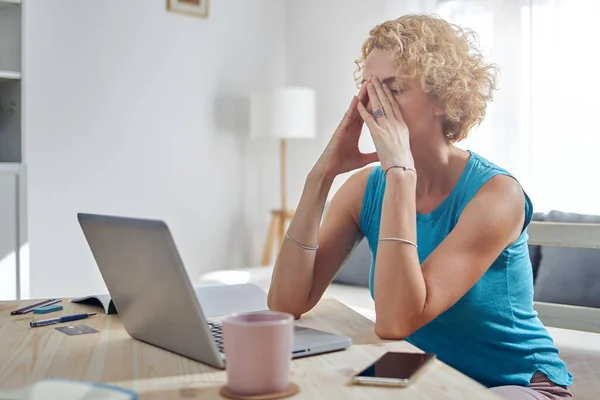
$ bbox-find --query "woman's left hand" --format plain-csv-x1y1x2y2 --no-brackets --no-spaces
357,77,415,172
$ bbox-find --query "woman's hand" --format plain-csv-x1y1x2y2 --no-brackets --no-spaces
313,84,379,178
357,78,415,172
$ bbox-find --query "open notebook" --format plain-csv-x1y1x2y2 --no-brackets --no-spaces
71,283,269,316
71,294,117,314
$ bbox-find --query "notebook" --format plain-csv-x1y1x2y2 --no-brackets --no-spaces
71,283,269,316
71,294,117,314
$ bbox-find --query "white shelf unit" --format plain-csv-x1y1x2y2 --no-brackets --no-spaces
0,70,21,83
0,0,25,301
0,162,21,174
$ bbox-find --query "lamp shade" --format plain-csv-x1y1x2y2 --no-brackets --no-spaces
250,87,316,139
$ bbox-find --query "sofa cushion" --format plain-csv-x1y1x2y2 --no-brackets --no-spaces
332,238,371,287
534,210,600,308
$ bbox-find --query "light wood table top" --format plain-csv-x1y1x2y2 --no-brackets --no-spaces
0,297,500,399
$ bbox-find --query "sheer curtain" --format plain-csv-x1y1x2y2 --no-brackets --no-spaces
435,0,600,214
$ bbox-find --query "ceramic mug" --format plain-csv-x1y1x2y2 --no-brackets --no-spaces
222,311,294,395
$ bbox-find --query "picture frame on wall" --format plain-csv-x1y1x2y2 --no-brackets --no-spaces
167,0,209,18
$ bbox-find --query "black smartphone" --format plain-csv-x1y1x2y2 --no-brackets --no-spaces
351,351,436,387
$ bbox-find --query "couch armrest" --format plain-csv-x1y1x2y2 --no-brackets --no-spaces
535,301,600,334
529,221,600,332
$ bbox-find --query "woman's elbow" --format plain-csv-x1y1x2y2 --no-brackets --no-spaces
267,294,305,319
270,304,303,320
374,321,412,340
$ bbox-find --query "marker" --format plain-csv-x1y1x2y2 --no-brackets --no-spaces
11,298,61,315
29,312,97,328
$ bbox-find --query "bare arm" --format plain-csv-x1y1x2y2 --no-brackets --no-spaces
374,173,525,338
267,167,371,318
267,84,377,318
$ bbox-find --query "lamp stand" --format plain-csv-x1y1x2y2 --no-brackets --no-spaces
261,139,294,266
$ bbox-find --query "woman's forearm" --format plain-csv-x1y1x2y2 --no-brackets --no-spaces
267,167,334,316
373,169,424,338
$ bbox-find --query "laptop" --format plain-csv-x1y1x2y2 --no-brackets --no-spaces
77,213,353,369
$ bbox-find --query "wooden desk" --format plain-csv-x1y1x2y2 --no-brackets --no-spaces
0,298,499,399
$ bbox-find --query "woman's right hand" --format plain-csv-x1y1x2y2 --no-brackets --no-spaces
314,84,379,178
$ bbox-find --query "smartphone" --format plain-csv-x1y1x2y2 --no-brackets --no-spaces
351,351,436,387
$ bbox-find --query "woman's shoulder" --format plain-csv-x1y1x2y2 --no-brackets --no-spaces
456,151,520,199
459,151,533,231
467,150,511,176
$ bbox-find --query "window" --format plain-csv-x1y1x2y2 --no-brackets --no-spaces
437,0,600,214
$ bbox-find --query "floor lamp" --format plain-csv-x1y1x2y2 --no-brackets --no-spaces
250,87,317,266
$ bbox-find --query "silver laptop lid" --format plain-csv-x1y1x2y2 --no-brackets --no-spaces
77,213,225,369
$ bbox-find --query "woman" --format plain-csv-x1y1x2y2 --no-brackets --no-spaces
267,14,573,400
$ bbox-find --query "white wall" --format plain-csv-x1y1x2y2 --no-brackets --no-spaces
24,0,286,298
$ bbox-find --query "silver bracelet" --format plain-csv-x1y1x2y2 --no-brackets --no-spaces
379,237,418,249
285,232,319,251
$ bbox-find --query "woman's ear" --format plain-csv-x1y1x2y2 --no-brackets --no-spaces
433,99,445,117
430,94,445,117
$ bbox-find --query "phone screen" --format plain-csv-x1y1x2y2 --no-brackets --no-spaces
353,352,436,385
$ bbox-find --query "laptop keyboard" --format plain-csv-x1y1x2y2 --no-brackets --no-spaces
207,321,224,352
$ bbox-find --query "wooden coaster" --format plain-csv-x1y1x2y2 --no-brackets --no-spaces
219,383,300,400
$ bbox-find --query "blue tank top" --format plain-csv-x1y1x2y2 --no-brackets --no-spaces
359,150,573,388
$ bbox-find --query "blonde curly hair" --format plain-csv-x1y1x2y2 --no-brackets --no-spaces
355,14,498,142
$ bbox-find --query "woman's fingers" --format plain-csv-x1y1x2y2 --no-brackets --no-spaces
336,95,358,132
358,81,369,104
372,78,395,122
357,100,379,136
341,84,368,128
381,83,405,123
336,83,370,136
345,95,359,121
350,84,368,122
366,82,385,122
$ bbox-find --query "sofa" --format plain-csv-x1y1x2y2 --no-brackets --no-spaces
199,209,600,399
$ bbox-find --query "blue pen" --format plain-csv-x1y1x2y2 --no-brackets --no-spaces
30,312,97,328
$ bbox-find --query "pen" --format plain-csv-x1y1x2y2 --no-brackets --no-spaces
11,299,62,315
29,312,97,328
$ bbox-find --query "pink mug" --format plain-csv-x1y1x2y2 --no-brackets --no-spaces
222,311,294,395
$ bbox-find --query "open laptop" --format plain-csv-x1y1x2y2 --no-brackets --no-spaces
77,213,352,369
